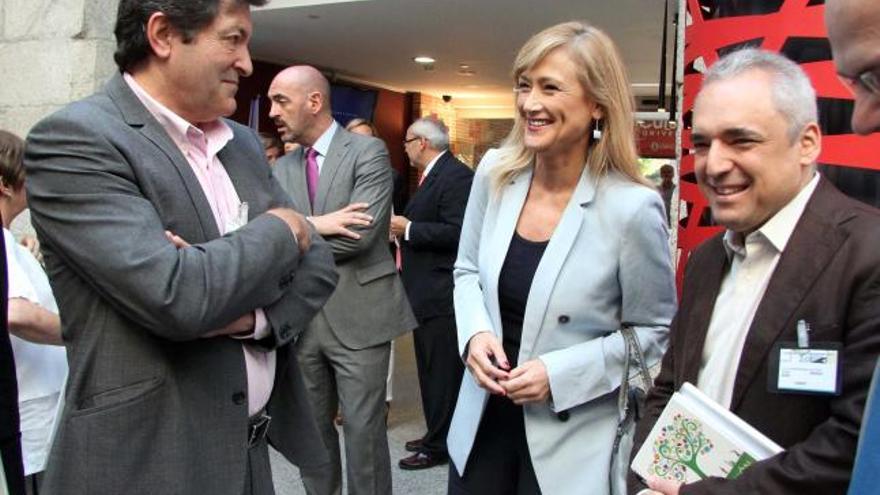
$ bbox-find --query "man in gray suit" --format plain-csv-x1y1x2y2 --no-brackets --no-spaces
23,1,338,494
269,66,417,495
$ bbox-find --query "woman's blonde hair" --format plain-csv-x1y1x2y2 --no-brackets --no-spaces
491,21,647,190
345,118,379,137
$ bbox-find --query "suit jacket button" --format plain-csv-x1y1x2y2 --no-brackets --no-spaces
557,410,570,422
232,392,246,405
558,315,570,324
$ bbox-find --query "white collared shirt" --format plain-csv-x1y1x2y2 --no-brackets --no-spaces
404,150,447,241
310,120,339,173
697,173,820,408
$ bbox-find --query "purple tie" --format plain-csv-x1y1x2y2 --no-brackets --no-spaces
306,147,319,208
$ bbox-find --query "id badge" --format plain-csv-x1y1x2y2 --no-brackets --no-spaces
768,341,842,396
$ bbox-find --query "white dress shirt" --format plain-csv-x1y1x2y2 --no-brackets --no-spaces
310,120,339,174
697,173,820,408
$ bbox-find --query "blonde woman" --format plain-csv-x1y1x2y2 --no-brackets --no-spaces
447,22,676,494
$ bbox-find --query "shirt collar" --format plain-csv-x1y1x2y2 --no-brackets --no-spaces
422,150,446,179
311,120,339,158
123,73,233,157
722,172,820,260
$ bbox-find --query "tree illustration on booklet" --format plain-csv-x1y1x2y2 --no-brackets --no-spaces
652,413,713,481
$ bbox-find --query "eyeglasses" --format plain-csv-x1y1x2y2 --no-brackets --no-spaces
403,136,421,145
839,66,880,96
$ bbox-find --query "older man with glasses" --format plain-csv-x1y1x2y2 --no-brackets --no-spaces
826,0,880,135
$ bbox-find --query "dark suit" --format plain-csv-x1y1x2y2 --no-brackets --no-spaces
399,151,473,456
273,128,417,494
629,177,880,494
24,74,338,495
0,211,25,495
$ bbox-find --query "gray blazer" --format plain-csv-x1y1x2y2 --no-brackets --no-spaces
273,128,416,348
448,150,677,493
24,74,338,495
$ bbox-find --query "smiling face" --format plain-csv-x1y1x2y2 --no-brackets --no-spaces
164,0,253,124
515,47,600,158
827,0,880,135
691,69,821,234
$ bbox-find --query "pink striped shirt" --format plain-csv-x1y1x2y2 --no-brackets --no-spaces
124,73,274,417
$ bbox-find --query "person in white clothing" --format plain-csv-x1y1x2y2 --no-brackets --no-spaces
0,130,66,495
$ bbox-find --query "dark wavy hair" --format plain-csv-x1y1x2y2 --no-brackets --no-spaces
113,0,268,73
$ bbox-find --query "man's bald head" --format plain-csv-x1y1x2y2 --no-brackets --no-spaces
273,65,331,109
826,0,880,134
268,65,334,147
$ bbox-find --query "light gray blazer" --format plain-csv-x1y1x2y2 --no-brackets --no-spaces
273,127,416,348
24,74,338,495
448,150,677,493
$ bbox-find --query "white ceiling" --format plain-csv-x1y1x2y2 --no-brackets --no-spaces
251,0,673,118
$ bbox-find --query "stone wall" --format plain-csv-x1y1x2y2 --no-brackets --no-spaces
0,0,119,138
1,0,119,236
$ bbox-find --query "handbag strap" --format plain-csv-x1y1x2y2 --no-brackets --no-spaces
625,326,653,392
616,326,653,421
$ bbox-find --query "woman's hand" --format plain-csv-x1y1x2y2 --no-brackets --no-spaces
466,331,510,395
501,359,550,404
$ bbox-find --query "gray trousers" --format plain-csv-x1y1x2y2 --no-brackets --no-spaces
296,312,392,495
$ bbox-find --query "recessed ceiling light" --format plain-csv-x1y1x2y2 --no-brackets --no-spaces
414,56,436,65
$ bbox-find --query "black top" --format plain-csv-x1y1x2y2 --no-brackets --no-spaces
0,211,25,495
497,231,549,368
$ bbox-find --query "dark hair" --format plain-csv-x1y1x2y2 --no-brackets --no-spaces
113,0,268,73
0,130,25,191
258,132,283,151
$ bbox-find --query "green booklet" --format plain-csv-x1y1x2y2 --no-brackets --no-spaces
631,382,783,483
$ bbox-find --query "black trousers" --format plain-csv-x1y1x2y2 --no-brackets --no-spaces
447,394,541,495
25,472,44,495
414,314,464,456
243,432,274,495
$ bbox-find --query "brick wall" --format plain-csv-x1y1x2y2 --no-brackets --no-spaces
455,118,514,168
412,93,513,171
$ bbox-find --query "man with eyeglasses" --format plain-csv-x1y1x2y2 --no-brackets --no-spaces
392,117,472,471
826,2,880,493
826,0,880,135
